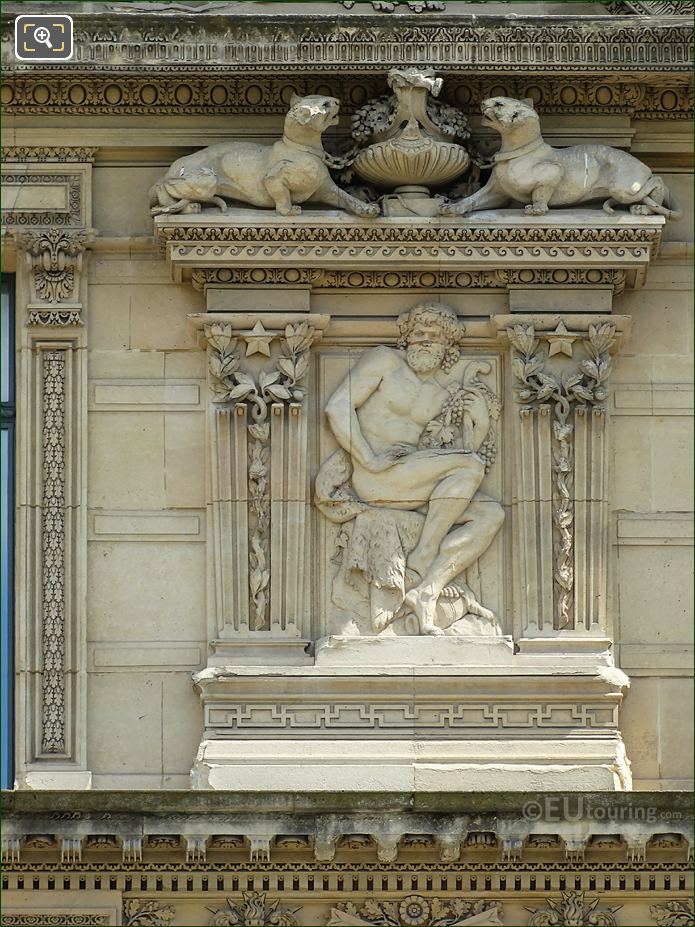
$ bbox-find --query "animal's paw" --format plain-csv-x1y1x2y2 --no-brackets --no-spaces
181,202,202,214
630,204,650,216
440,200,466,217
524,203,548,216
276,204,302,216
359,203,380,218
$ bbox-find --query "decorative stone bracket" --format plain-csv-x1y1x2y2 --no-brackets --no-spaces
18,228,92,325
190,312,328,658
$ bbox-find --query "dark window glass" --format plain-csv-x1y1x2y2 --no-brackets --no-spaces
1,275,15,789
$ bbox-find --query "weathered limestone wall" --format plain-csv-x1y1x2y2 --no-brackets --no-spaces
2,2,692,793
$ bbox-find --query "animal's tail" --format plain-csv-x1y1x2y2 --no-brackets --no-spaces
662,183,683,221
147,181,163,207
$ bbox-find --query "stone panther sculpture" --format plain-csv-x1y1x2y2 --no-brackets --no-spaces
149,94,380,218
441,96,681,220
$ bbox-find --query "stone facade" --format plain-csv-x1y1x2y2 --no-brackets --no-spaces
1,1,692,924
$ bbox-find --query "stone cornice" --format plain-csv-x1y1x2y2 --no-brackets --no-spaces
155,211,663,291
2,790,692,866
2,14,692,75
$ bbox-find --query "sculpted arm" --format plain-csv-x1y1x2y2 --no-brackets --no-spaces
325,347,396,470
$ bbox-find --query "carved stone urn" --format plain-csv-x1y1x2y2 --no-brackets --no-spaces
352,68,471,217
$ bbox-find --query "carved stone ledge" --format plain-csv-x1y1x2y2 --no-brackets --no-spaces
2,15,691,75
191,266,627,295
2,147,98,163
3,74,692,121
156,211,662,293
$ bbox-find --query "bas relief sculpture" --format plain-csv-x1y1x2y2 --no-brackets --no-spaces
149,94,379,218
315,303,504,638
441,96,682,219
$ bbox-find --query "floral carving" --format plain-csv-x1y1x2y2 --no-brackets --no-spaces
205,322,313,417
41,351,67,754
20,229,88,305
205,321,317,630
248,423,270,630
1,918,110,926
329,896,502,926
208,892,299,926
508,323,616,629
28,310,82,326
526,891,621,926
123,901,175,926
650,901,695,927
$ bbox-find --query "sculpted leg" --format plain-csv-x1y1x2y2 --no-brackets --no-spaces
404,499,504,635
440,184,509,217
263,163,302,216
315,183,380,218
407,461,485,579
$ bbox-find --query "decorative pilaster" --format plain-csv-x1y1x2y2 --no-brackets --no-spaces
497,315,630,646
195,313,328,655
15,333,89,782
4,148,94,787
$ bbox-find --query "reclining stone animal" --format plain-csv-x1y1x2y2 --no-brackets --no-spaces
150,94,380,218
441,96,681,220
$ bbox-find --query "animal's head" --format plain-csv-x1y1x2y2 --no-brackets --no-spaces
480,96,539,134
167,165,217,198
287,94,340,131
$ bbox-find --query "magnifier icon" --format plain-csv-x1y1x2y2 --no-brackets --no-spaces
33,25,53,49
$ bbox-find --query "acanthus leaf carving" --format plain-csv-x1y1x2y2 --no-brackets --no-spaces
18,228,89,310
123,900,176,927
208,892,299,927
526,891,621,926
650,901,695,927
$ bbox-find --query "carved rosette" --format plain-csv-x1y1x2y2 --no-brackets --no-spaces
200,315,327,639
504,319,622,639
328,896,502,926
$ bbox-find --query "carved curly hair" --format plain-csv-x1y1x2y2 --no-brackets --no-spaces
397,302,466,372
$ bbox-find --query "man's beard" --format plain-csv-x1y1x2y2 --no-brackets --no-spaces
406,343,446,373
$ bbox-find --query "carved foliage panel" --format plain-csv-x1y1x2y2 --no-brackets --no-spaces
15,336,87,771
202,315,326,639
506,320,618,637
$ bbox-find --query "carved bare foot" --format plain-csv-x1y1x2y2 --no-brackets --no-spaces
524,203,548,216
403,585,444,636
